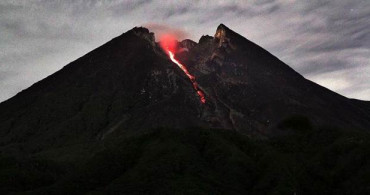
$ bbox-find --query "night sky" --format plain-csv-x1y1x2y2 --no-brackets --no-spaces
1,0,369,102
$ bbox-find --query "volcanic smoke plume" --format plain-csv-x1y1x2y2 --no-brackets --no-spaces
159,33,206,104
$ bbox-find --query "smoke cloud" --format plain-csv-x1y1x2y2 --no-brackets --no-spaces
144,23,189,41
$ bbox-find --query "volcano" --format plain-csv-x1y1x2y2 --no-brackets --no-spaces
1,24,370,194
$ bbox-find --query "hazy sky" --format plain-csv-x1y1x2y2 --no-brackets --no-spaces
1,0,369,102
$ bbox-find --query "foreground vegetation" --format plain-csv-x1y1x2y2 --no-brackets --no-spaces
1,117,369,194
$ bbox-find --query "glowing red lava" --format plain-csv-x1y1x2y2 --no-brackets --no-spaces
168,51,206,103
160,34,206,104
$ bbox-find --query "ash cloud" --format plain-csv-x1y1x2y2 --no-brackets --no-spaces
0,0,369,102
143,23,189,41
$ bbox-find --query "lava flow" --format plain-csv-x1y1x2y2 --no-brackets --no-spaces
160,34,206,104
168,51,206,103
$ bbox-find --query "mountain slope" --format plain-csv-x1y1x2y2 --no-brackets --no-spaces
179,24,370,135
0,27,207,159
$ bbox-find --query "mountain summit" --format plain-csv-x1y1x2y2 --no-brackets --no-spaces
1,24,370,194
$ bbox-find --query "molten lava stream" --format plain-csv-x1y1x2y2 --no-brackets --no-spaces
167,51,206,104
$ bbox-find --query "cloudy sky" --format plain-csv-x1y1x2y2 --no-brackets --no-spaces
1,0,369,102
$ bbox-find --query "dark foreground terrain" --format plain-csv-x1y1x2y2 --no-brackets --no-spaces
1,117,370,194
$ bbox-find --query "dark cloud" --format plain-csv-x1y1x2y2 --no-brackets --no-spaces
0,0,369,102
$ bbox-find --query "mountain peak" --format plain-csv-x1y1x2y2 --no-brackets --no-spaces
215,23,231,39
214,23,238,50
128,26,155,45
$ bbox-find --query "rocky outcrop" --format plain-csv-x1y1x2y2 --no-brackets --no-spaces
179,39,197,51
130,26,155,46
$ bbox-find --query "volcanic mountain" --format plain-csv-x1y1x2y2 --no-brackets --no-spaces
0,24,370,194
